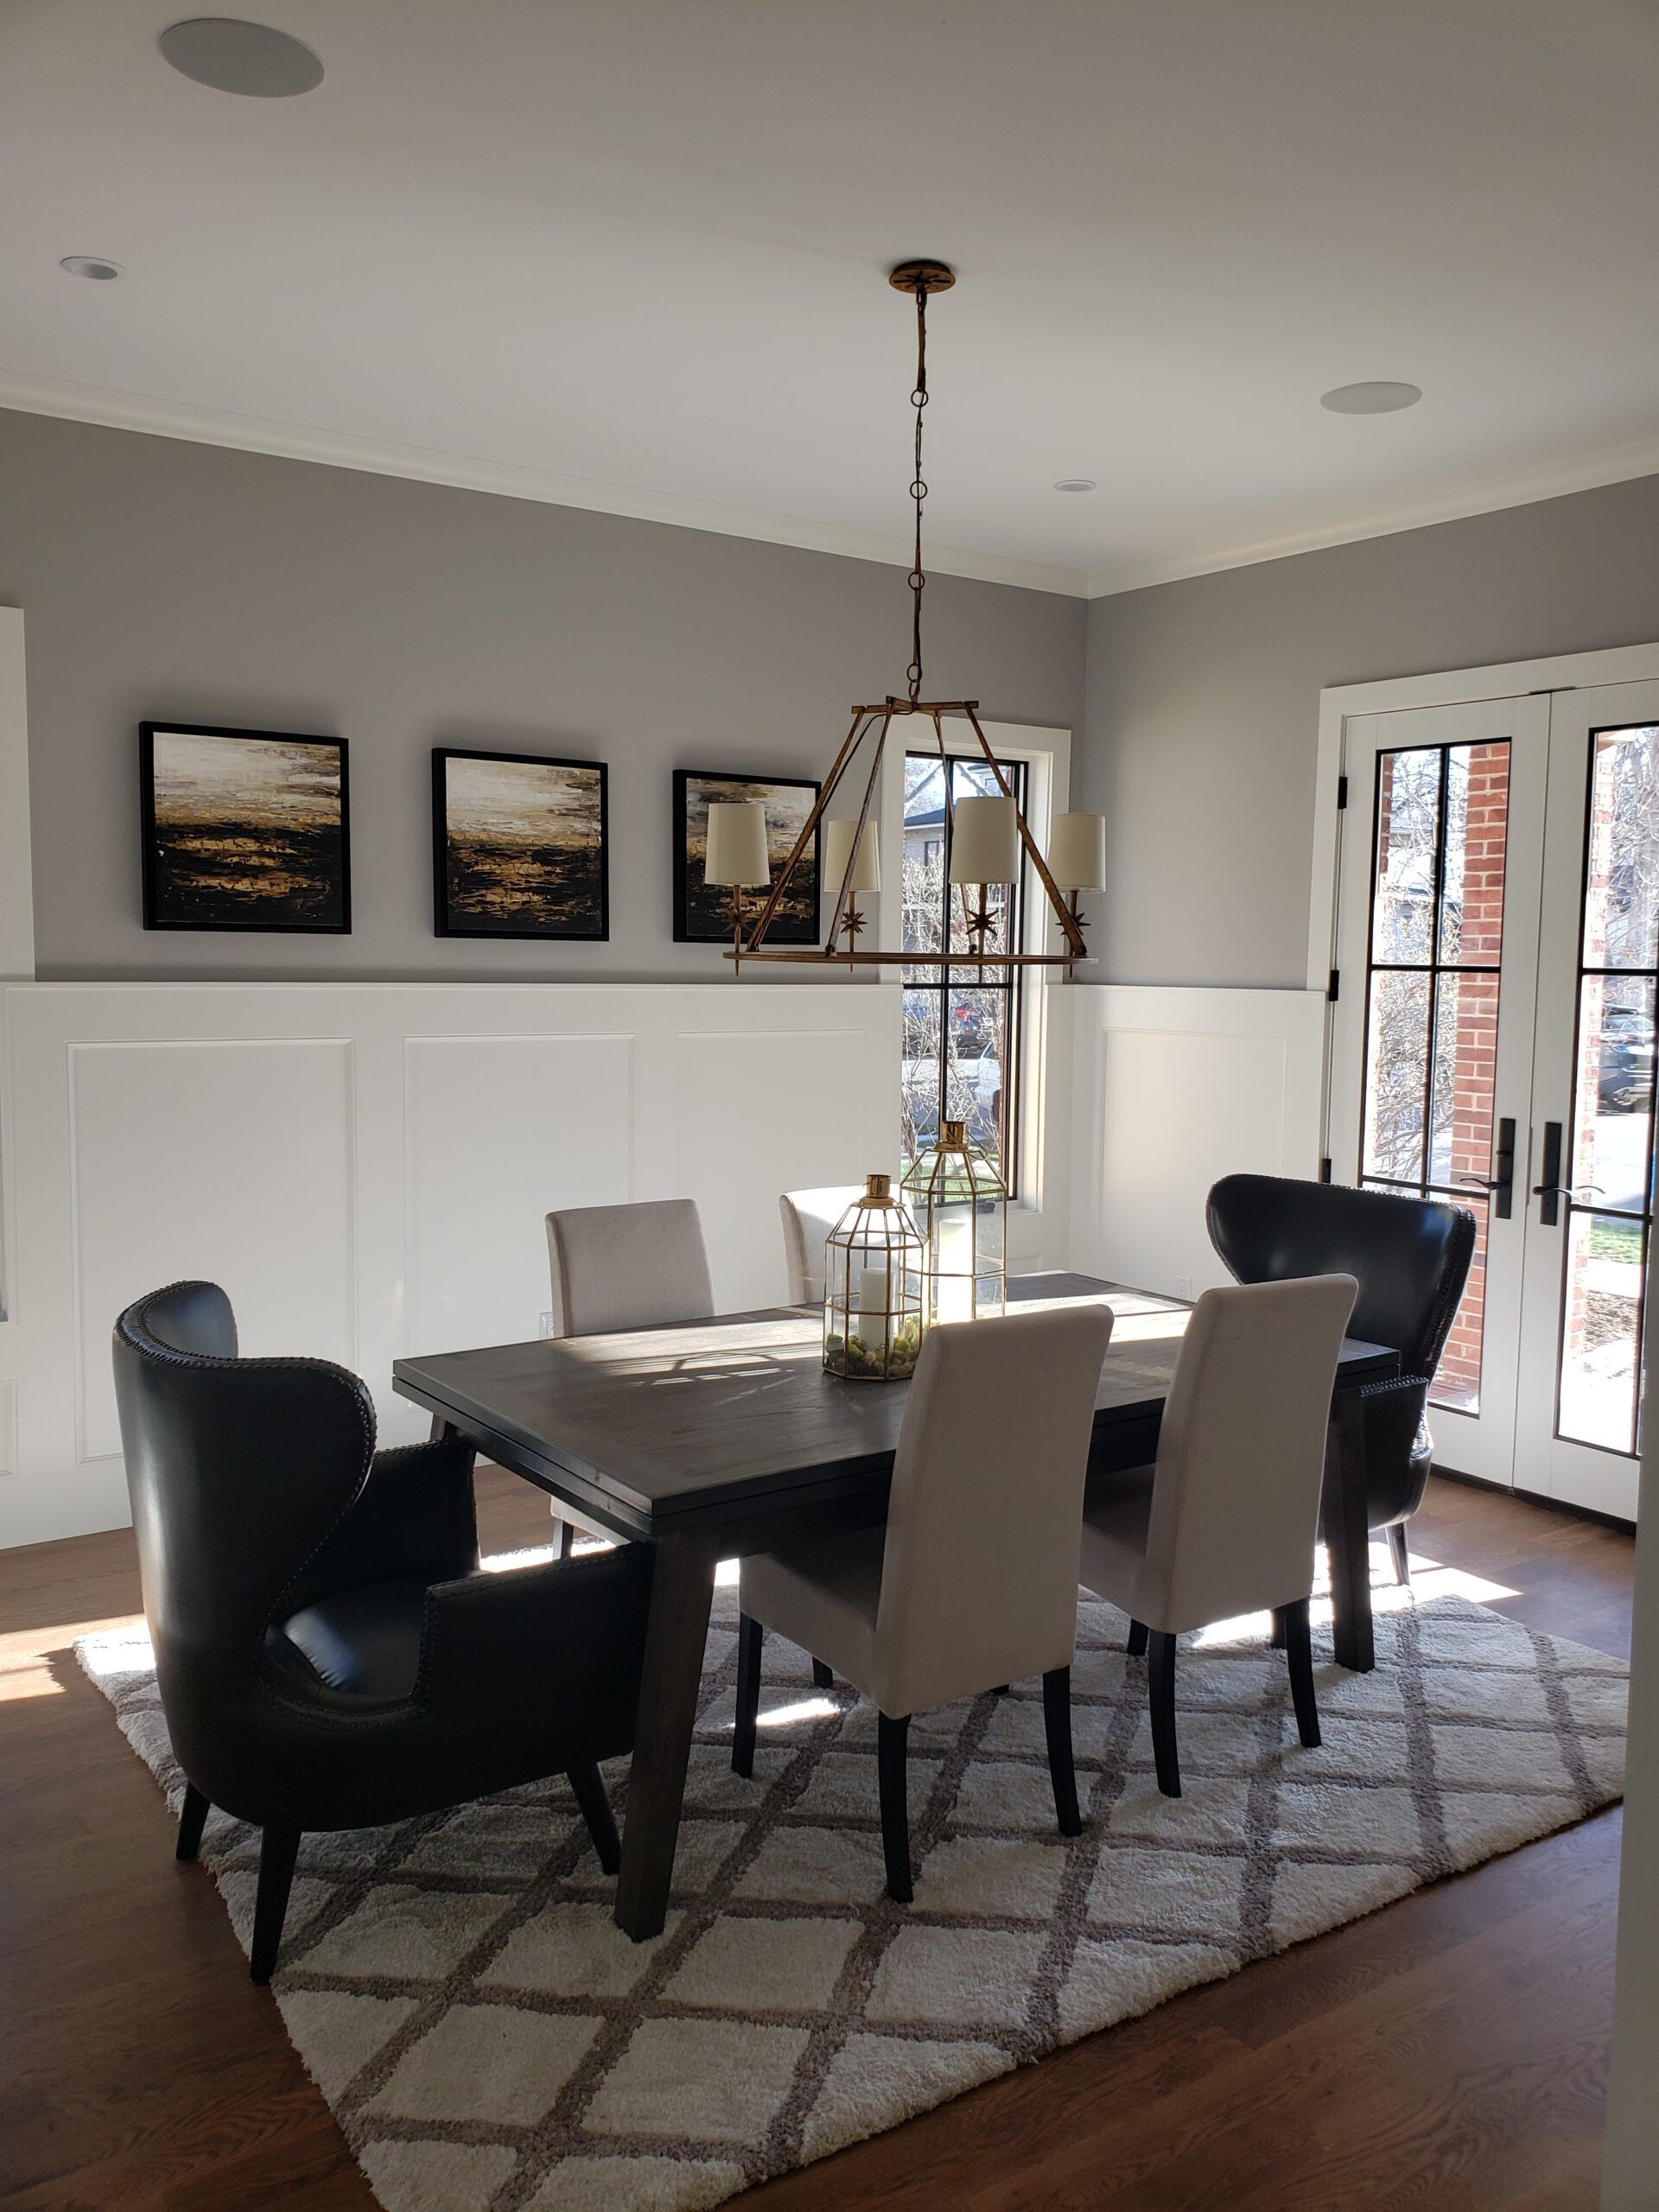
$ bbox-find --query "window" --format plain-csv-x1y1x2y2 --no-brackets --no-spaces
900,750,1027,1192
1357,739,1510,1411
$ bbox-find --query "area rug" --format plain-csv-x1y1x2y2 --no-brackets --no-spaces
79,1582,1626,2212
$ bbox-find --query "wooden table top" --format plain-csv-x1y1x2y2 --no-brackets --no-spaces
393,1273,1399,1539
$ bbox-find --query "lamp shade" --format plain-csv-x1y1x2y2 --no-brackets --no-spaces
1046,811,1106,892
823,817,880,896
948,795,1020,885
704,800,770,888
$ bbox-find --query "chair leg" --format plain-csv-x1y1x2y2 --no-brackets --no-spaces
1282,1597,1321,1749
1042,1666,1083,1837
1387,1523,1411,1588
1147,1630,1181,1798
732,1612,763,1777
176,1783,209,1862
567,1763,621,1873
250,1826,301,1986
1127,1618,1149,1657
1268,1606,1287,1649
811,1657,834,1690
877,1713,913,1904
557,1517,576,1560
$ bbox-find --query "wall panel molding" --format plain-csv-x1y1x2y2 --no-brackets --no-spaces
67,1037,357,1464
0,981,900,1548
1063,983,1325,1300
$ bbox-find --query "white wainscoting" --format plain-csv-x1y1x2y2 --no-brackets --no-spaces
0,982,899,1548
1061,984,1326,1300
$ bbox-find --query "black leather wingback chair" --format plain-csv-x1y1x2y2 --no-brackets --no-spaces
1205,1176,1476,1580
112,1281,653,1984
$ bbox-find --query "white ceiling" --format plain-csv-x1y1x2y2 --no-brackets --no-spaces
3,0,1658,596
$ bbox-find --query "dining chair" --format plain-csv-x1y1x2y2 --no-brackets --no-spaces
775,1186,868,1693
732,1302,1116,1902
543,1196,716,1551
1077,1274,1357,1798
779,1185,865,1306
1205,1174,1475,1588
113,1281,654,1983
546,1196,715,1337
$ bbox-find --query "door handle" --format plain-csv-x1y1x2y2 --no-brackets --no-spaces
1455,1116,1516,1219
1532,1121,1565,1226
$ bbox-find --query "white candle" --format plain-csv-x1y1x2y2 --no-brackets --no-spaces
934,1214,974,1322
857,1266,891,1357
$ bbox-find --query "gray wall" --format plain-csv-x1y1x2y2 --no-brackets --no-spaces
0,409,1084,981
1084,474,1659,989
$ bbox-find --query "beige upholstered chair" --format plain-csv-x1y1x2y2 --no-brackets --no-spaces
545,1198,715,1338
734,1302,1116,1901
543,1198,716,1551
779,1185,864,1306
1078,1274,1357,1798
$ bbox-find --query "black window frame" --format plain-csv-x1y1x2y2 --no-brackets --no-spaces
1357,737,1511,1413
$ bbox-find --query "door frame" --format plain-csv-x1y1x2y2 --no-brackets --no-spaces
1325,694,1550,1488
1309,643,1659,998
1312,640,1659,1514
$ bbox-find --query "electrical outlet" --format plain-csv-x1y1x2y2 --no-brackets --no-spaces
1173,1274,1193,1301
538,1311,556,1339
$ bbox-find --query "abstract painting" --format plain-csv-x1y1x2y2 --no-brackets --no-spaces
673,770,820,944
140,722,350,932
433,748,608,940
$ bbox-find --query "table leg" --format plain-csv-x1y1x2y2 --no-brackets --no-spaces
1324,1385,1375,1673
614,1531,720,1942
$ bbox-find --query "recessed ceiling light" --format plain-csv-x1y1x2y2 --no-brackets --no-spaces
1053,477,1097,493
60,256,125,281
1320,380,1422,415
159,18,324,97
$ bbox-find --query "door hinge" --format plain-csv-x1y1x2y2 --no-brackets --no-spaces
1319,1156,1333,1184
1336,774,1349,810
1327,967,1340,1002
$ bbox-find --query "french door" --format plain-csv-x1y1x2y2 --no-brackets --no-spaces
1329,677,1659,1521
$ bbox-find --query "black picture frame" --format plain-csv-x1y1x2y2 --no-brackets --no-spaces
139,721,351,934
432,747,609,942
672,769,822,944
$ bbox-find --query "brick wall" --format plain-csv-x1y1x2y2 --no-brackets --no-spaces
1435,743,1510,1409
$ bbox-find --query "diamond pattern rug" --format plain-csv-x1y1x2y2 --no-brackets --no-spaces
79,1584,1626,2212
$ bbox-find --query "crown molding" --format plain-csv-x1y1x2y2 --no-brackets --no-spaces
0,366,1090,599
1084,435,1659,598
10,365,1659,609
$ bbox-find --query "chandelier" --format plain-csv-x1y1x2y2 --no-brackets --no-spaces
719,260,1102,973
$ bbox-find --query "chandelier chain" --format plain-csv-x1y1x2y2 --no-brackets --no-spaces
906,283,929,702
721,258,1089,973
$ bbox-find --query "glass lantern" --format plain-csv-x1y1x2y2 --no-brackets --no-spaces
901,1119,1007,1326
823,1173,925,1382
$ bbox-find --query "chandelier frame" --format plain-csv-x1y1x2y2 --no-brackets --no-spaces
725,260,1090,975
726,695,1087,969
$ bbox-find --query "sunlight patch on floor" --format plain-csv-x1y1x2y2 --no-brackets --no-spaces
1190,1544,1521,1649
1,1657,67,1700
481,1543,563,1572
75,1624,155,1678
753,1694,840,1730
2,1611,146,1697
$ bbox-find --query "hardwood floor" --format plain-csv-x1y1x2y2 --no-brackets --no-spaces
0,1473,1632,2210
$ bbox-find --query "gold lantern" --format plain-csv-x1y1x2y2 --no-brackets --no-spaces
823,1174,925,1382
901,1120,1007,1326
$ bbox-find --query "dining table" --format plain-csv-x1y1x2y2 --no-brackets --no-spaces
393,1270,1400,1940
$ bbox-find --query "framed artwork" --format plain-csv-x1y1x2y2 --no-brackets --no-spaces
432,747,608,940
673,770,821,944
139,721,350,932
